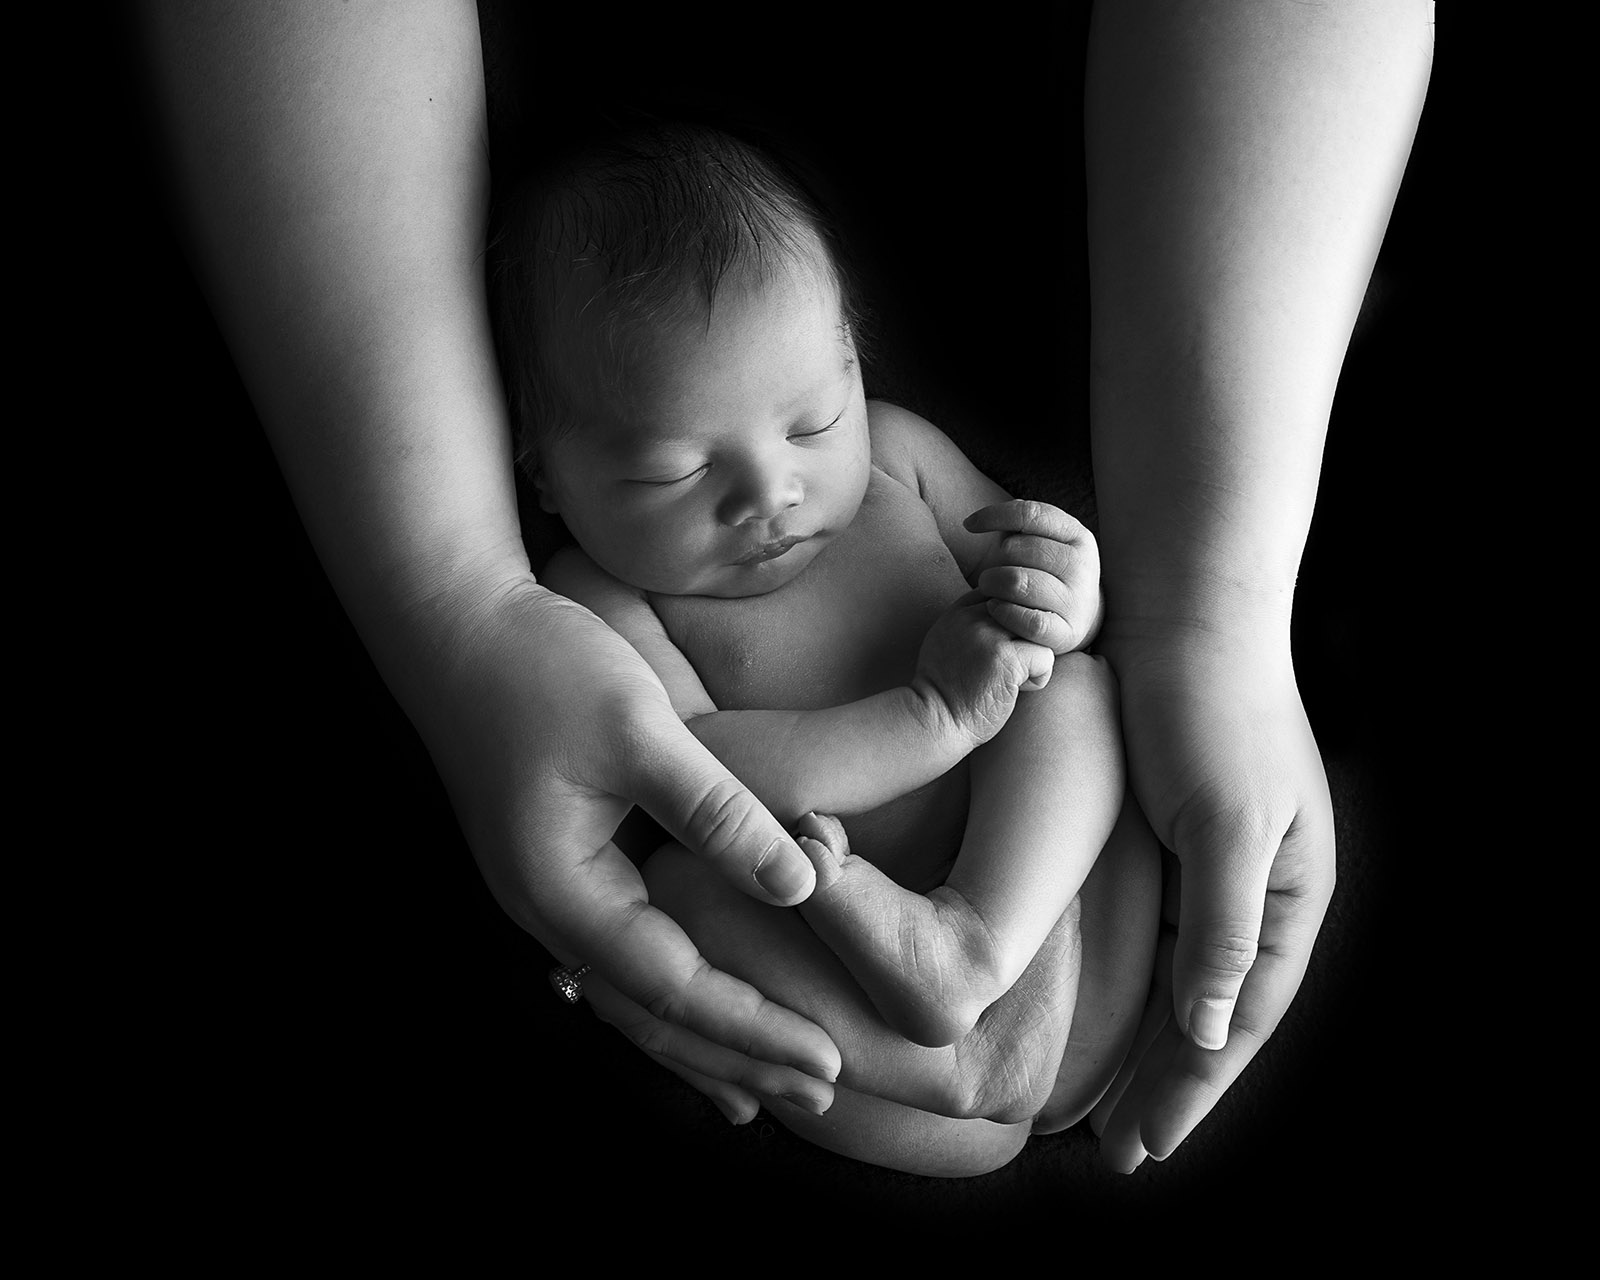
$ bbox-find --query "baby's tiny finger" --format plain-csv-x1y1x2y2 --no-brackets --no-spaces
986,599,1073,654
994,533,1084,582
979,565,1076,624
964,499,1086,544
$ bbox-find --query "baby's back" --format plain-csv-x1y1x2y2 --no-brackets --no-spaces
652,468,972,888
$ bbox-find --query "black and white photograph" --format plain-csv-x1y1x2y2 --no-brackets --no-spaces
79,0,1492,1247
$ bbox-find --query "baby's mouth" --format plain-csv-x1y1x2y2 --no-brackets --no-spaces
735,534,810,565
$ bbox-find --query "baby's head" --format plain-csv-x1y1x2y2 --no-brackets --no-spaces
491,123,872,598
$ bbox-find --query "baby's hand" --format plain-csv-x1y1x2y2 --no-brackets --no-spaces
912,590,1054,747
964,500,1103,654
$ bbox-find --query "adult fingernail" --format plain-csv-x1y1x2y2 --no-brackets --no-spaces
1190,998,1232,1050
753,842,811,901
781,1092,829,1116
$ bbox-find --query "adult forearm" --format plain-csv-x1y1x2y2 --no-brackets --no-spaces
686,687,966,825
139,1,523,714
1086,0,1432,639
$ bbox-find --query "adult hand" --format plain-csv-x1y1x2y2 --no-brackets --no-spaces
431,577,842,1122
1088,621,1335,1169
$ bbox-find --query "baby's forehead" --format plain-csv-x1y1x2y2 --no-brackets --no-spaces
566,260,853,422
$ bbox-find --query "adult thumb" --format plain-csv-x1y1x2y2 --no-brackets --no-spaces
1170,819,1279,1051
625,714,817,907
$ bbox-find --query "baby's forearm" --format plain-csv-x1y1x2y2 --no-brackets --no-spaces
685,686,971,825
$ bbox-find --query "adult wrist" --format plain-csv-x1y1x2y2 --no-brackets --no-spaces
368,550,543,728
1096,560,1298,676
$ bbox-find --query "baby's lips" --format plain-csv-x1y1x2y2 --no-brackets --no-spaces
734,532,810,565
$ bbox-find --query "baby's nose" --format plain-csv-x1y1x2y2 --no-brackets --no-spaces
723,460,803,525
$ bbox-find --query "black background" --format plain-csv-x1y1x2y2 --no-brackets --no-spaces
74,3,1488,1246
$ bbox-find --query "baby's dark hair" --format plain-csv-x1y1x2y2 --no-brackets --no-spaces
488,121,871,472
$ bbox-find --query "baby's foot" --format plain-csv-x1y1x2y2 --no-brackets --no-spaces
950,895,1082,1124
794,813,1012,1048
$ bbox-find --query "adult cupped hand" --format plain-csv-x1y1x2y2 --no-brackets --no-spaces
1088,621,1336,1170
425,576,843,1123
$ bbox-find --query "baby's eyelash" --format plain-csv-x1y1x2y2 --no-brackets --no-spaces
790,412,844,440
633,465,707,487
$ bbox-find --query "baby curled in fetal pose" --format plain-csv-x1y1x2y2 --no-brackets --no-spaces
492,123,1162,1175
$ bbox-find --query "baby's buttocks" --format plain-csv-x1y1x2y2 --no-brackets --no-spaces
651,468,974,882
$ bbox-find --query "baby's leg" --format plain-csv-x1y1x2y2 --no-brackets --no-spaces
1031,791,1162,1133
642,839,1080,1171
798,652,1123,1046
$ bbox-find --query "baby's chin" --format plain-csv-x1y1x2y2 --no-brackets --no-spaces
644,538,827,599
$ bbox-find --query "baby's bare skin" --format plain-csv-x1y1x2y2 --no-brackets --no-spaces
650,452,1130,1041
537,255,1160,1169
651,466,972,883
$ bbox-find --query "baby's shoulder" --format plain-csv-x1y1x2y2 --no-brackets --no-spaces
540,545,650,621
866,399,945,492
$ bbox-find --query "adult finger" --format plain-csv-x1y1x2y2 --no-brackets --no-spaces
1125,810,1333,1159
1168,808,1283,1051
572,853,843,1084
621,708,818,907
1137,864,1330,1158
654,1058,762,1126
584,973,832,1119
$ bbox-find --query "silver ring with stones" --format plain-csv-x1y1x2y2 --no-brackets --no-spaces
549,963,592,1005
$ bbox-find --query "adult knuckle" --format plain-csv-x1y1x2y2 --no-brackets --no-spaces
642,954,709,1028
630,1019,675,1059
609,697,671,762
1197,933,1260,979
1172,1062,1226,1107
680,776,758,858
1174,798,1283,867
1226,1004,1276,1049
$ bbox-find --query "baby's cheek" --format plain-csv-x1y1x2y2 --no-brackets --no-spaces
628,521,719,594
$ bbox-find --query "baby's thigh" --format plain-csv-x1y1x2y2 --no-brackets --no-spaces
643,843,1032,1176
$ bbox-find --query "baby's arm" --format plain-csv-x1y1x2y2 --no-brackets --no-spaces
540,549,1050,826
870,402,1104,654
789,403,1128,1045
